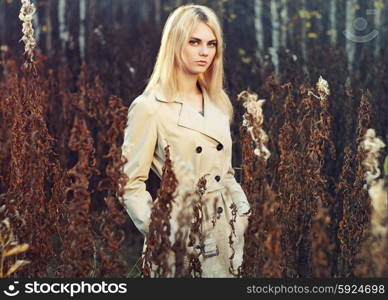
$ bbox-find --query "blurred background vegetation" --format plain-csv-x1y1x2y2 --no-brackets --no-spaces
1,0,388,277
1,0,387,148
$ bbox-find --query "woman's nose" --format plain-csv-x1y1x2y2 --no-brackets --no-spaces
199,46,208,56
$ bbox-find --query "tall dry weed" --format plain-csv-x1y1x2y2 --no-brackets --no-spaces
276,82,305,277
141,146,176,278
237,89,281,278
96,95,129,277
337,90,373,276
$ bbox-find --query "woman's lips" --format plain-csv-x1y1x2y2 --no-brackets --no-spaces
196,61,207,66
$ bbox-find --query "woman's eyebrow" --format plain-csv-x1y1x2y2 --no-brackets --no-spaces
190,36,217,42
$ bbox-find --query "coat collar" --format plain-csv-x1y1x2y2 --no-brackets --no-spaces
152,83,228,146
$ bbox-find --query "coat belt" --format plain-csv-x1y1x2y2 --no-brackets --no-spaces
200,182,225,194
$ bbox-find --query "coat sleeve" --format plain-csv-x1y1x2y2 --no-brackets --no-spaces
121,96,157,236
223,162,251,216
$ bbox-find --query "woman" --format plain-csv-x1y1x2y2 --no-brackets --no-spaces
121,4,251,277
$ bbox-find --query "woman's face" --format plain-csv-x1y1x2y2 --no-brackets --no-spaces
180,21,217,75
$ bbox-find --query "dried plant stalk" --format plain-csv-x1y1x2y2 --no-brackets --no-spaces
237,89,281,278
0,218,30,278
18,0,37,69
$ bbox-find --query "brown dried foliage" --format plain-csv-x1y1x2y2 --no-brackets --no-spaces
238,89,282,278
141,145,177,278
276,83,306,277
1,53,62,277
1,45,388,278
238,74,384,278
95,95,129,277
0,55,134,278
337,90,373,277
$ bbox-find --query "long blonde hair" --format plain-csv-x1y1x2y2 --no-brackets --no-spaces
144,4,234,123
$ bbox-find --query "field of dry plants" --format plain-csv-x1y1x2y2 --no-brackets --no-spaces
1,0,388,278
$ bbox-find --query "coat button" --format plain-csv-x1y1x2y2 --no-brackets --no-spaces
196,146,202,153
216,143,223,151
217,207,223,214
215,175,220,182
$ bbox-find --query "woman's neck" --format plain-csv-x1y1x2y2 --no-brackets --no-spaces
176,68,201,97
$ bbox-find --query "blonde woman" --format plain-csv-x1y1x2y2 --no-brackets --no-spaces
121,4,251,277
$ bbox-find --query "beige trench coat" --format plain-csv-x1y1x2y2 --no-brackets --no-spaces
121,84,251,277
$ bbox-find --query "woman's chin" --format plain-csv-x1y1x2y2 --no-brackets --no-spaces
188,67,209,75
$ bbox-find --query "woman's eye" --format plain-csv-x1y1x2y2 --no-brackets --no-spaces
189,40,199,45
209,42,217,47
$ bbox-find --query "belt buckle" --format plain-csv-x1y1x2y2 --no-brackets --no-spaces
203,246,219,258
196,238,219,258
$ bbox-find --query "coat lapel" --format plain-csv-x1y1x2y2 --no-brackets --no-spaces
152,84,228,146
177,90,227,146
